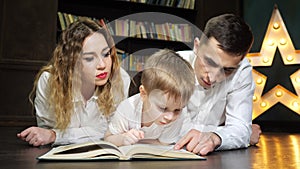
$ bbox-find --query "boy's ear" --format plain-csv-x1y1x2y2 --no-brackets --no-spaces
139,85,147,100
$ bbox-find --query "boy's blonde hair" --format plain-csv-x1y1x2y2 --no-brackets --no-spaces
141,49,195,104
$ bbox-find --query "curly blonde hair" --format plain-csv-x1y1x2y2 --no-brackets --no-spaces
29,18,125,130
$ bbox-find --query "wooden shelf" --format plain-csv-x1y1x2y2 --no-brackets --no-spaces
114,36,193,53
58,0,197,23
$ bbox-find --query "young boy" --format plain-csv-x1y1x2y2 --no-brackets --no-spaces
104,49,195,146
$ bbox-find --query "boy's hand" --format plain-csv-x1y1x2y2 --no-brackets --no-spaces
122,129,144,145
17,126,56,146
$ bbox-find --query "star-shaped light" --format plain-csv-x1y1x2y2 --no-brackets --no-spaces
246,5,300,119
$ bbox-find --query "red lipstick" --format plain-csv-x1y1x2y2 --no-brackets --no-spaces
96,72,108,79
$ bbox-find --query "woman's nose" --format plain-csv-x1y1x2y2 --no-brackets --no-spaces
96,57,106,69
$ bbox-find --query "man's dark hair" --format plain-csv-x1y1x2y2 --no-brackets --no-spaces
203,14,253,57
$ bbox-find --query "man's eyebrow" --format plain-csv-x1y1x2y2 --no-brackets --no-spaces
204,55,219,67
223,66,238,70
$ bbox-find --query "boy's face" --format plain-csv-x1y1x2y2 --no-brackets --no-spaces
142,89,185,126
193,37,243,88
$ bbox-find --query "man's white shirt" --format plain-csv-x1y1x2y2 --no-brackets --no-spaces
177,50,255,150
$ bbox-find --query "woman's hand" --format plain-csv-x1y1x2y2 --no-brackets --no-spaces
17,126,56,146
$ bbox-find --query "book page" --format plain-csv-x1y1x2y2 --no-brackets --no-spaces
38,141,205,161
118,144,205,160
38,141,125,160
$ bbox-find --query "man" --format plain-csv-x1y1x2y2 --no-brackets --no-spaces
174,14,261,155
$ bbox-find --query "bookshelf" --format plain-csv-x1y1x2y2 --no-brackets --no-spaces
57,0,243,76
0,0,241,126
57,0,197,76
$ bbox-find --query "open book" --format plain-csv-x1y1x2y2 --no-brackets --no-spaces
38,140,205,161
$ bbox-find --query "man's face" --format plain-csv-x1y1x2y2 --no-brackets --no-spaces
194,37,243,88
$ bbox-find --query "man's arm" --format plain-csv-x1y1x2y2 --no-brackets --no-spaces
214,59,255,150
174,129,221,155
250,124,262,145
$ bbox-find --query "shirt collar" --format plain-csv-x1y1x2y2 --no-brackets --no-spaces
73,94,98,103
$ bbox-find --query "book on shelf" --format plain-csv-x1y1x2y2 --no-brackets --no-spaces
57,12,115,35
99,18,115,35
121,0,195,9
37,140,205,161
57,12,193,43
116,48,129,70
118,19,193,42
116,51,151,72
57,12,66,31
99,18,107,29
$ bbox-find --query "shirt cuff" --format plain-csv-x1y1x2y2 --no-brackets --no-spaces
212,132,222,151
51,128,70,146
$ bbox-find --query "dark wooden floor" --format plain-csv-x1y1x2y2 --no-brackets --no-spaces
1,126,300,169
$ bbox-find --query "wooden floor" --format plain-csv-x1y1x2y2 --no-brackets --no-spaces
1,126,300,169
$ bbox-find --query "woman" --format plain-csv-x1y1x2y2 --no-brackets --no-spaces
17,18,130,146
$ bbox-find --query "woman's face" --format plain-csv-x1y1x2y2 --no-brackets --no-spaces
81,32,112,87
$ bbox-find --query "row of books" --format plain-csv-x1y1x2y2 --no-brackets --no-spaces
117,50,151,71
119,0,195,9
58,12,193,43
115,19,193,42
57,12,109,32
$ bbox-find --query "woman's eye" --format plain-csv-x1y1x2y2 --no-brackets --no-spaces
102,50,111,57
83,57,94,62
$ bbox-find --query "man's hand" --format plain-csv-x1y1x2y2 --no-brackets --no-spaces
174,129,221,155
122,129,144,146
250,124,262,145
17,126,56,146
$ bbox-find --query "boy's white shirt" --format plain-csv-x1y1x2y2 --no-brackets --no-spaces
35,68,130,145
108,94,184,144
177,50,255,150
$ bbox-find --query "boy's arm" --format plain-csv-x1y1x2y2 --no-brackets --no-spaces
104,130,124,146
104,129,144,146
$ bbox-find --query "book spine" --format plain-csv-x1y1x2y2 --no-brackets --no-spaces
57,12,66,31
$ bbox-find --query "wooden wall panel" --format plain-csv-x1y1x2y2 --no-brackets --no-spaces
0,0,57,126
